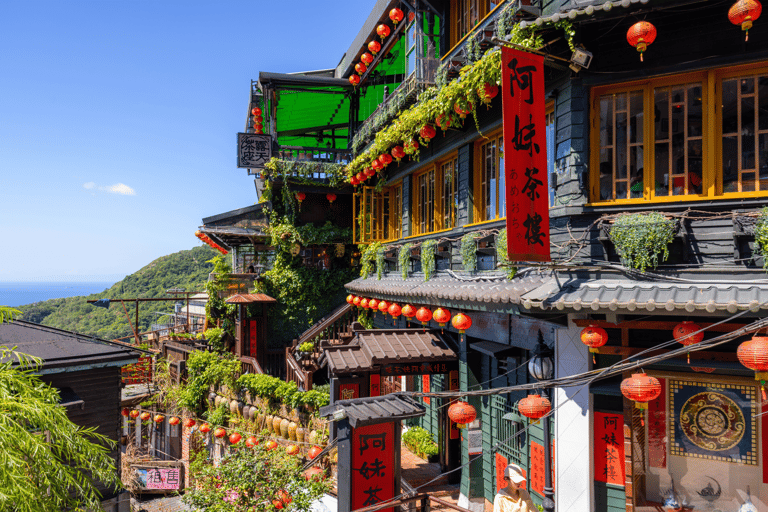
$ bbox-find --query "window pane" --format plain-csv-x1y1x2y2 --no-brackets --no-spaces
759,77,768,131
655,142,669,196
743,172,756,191
689,140,703,194
743,94,756,170
616,111,628,180
723,136,739,192
655,84,702,196
630,146,643,198
630,92,643,144
688,85,703,137
723,79,738,134
600,97,614,147
600,148,613,200
654,90,668,141
760,133,768,188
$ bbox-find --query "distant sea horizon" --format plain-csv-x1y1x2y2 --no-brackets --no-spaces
0,281,115,307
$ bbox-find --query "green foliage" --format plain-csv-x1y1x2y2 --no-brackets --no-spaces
268,213,351,254
461,233,480,272
203,327,226,351
496,229,516,279
754,208,768,269
422,239,437,281
298,341,315,353
360,242,382,279
178,351,241,415
0,346,122,511
0,306,20,324
205,402,230,427
237,373,281,401
185,443,330,511
376,245,385,280
18,245,218,340
399,243,413,280
205,255,237,344
262,157,348,188
236,373,329,411
402,426,439,459
609,212,676,272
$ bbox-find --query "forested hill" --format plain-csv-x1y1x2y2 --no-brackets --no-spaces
19,245,218,340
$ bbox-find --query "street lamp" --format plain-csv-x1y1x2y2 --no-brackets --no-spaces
528,331,555,512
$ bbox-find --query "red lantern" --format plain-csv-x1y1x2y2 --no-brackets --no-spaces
371,159,383,171
355,62,367,75
388,302,402,318
433,307,451,327
451,312,472,333
478,83,499,105
389,7,404,24
737,334,768,398
376,24,391,40
326,193,337,203
265,440,278,451
169,416,180,426
368,40,382,54
453,102,472,118
581,324,608,363
305,467,325,481
121,408,130,417
353,296,362,307
729,0,762,40
349,74,360,86
419,125,436,142
360,298,370,309
253,127,263,134
286,444,300,455
626,21,657,62
245,436,259,448
361,52,374,65
350,176,360,186
673,320,704,363
229,432,242,444
378,300,390,316
213,427,227,438
356,172,366,182
308,445,323,459
130,409,140,419
346,294,355,304
152,415,162,425
391,145,405,161
369,298,379,311
140,411,151,421
364,167,376,177
621,373,661,409
295,192,306,203
436,114,451,131
278,490,292,505
402,304,417,319
448,401,476,428
251,107,262,116
183,418,196,428
518,394,552,423
199,423,211,433
405,139,419,153
415,306,432,326
379,153,393,167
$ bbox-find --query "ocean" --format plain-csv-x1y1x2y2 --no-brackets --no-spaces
0,282,115,307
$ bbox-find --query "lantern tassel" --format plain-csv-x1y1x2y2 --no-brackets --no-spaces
746,30,749,42
593,353,596,365
687,353,690,364
640,52,644,62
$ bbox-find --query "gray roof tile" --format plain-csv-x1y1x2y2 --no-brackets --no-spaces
320,394,426,427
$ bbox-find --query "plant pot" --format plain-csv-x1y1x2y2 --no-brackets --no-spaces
242,405,251,419
296,427,306,444
257,413,266,428
308,430,318,445
272,416,282,435
249,407,257,421
230,400,239,415
280,418,290,439
288,421,298,441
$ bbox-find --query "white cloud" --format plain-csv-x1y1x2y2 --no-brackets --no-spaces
82,182,136,196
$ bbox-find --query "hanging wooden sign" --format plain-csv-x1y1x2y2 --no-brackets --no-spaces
502,47,550,262
351,422,396,512
237,132,271,169
594,412,625,485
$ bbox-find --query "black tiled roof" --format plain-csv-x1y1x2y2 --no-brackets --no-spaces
320,394,426,427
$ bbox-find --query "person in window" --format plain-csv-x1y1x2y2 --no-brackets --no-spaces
493,464,537,512
247,265,255,274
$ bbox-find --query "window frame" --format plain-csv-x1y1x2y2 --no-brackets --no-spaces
411,153,459,236
473,128,505,224
448,0,504,53
353,182,403,244
589,62,768,204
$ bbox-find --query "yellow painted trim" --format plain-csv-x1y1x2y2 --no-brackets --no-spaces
705,71,717,198
463,218,506,228
404,227,455,240
443,0,507,61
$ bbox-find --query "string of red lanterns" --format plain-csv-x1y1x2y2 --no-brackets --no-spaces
195,230,228,255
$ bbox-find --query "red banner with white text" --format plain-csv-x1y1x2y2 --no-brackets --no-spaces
502,47,550,262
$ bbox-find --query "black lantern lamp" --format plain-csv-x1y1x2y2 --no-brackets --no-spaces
528,330,555,512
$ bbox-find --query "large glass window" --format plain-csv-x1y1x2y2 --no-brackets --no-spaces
354,183,403,243
412,155,459,235
477,133,505,222
450,0,501,48
598,90,644,201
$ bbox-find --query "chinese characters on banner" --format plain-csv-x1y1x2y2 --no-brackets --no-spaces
139,467,181,490
594,412,625,485
370,374,381,397
352,423,395,512
237,133,272,169
249,320,259,358
502,47,550,262
449,370,460,440
422,374,431,405
339,383,359,401
529,441,554,496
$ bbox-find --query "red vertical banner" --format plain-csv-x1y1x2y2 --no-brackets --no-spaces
763,396,768,483
449,370,460,440
502,47,550,262
422,374,431,405
594,412,625,485
339,383,359,401
249,320,259,357
647,378,666,468
351,422,396,512
370,374,381,397
530,441,555,496
495,452,508,492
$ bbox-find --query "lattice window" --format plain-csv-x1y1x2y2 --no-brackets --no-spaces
723,73,768,193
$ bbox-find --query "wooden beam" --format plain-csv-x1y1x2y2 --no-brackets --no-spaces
573,318,749,333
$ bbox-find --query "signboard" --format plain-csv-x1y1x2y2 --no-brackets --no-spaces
369,374,380,397
467,428,482,455
134,466,182,491
594,412,625,485
351,423,395,512
530,441,554,496
237,132,271,169
502,47,550,262
422,375,431,405
381,361,457,376
339,383,359,401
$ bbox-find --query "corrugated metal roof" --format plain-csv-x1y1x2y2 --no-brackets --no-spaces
521,278,768,314
320,394,426,427
345,272,552,310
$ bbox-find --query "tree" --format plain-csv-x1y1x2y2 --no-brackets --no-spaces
0,307,122,511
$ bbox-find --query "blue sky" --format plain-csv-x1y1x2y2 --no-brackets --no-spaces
0,0,374,282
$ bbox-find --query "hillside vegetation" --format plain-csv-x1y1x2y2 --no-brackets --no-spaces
19,245,218,340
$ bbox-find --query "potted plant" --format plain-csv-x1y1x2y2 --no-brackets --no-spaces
296,341,314,361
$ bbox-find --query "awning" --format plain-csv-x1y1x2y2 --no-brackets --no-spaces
320,394,426,428
225,293,276,304
200,203,270,249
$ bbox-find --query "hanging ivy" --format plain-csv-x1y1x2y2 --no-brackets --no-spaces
609,212,676,272
359,242,382,279
496,228,516,279
753,208,768,269
399,243,413,280
461,233,481,272
376,246,385,280
422,239,437,281
262,158,348,188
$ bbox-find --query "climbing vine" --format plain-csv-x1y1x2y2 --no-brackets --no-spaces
360,242,382,279
461,233,481,272
376,245,385,280
262,158,348,188
399,243,413,280
609,212,676,272
496,228,516,279
422,239,437,281
754,208,768,269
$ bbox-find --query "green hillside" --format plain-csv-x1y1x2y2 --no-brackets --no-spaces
19,245,218,340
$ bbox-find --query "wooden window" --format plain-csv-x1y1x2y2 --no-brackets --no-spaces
591,63,768,203
354,184,403,243
412,155,459,236
449,0,501,49
475,132,505,222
